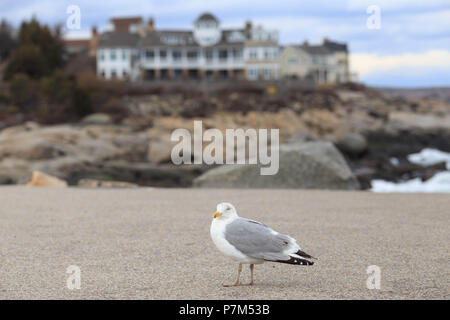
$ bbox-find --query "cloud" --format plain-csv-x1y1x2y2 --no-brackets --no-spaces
351,50,450,86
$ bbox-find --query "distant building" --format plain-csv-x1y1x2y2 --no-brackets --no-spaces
94,13,349,83
96,13,280,81
280,38,349,83
63,27,99,57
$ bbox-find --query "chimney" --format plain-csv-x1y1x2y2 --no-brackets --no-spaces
245,20,252,30
89,26,99,57
148,18,155,32
323,37,329,43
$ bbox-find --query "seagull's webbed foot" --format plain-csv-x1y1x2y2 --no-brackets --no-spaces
223,281,253,287
223,263,244,287
222,281,241,287
223,264,255,287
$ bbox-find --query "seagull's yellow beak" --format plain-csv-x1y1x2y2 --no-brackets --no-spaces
213,211,222,218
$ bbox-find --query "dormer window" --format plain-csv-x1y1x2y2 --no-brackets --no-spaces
161,35,181,44
228,31,244,42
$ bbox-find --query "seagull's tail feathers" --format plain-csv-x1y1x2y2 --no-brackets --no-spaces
294,249,317,260
275,256,314,266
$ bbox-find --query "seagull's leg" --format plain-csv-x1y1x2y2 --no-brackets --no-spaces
241,264,254,286
223,263,242,287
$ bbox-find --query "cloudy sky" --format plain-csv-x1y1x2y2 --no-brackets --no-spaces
1,0,449,87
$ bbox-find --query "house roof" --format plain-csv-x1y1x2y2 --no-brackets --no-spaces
323,39,348,52
110,16,143,32
138,29,246,48
110,16,142,24
99,31,140,48
300,44,330,55
64,39,90,47
195,12,218,23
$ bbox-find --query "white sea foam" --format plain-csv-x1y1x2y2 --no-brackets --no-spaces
407,148,450,169
371,171,450,193
371,148,450,193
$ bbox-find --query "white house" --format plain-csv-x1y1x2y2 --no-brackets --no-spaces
96,13,280,81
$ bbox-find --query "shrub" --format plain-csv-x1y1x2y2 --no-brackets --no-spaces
9,73,36,110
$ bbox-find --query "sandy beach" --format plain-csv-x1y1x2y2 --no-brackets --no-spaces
0,186,448,299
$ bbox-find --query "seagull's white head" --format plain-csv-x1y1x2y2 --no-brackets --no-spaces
213,202,238,220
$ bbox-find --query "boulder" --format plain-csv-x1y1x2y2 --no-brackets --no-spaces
77,179,138,188
335,132,367,156
81,113,112,125
193,141,360,190
26,171,68,187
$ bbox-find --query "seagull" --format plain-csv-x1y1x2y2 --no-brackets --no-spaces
210,202,316,287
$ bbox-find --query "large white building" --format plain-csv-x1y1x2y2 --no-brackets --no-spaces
96,13,280,81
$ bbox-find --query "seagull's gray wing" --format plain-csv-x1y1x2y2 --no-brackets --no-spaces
224,218,294,261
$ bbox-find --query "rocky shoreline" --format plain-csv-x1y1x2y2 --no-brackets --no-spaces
0,84,449,189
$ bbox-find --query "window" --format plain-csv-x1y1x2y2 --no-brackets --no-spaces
187,50,198,61
111,69,117,78
232,48,242,60
219,50,228,60
219,70,228,79
100,70,105,78
249,49,257,59
288,57,298,64
205,70,214,78
110,50,116,60
159,50,167,60
123,70,128,78
248,68,258,80
122,50,127,60
100,51,105,61
205,50,213,61
172,50,182,61
263,68,271,79
173,69,182,78
264,49,271,59
146,49,154,59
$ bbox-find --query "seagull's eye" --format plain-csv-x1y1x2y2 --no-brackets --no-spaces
226,208,230,211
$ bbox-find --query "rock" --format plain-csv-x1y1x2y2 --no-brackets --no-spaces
194,141,360,190
386,112,450,133
81,113,112,125
336,132,367,156
147,132,174,164
288,130,318,143
26,171,68,187
0,158,33,184
0,121,40,137
77,179,138,188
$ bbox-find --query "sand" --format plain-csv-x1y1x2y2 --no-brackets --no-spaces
0,186,448,299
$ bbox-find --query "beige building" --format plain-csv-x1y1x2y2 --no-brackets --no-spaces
280,38,349,84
